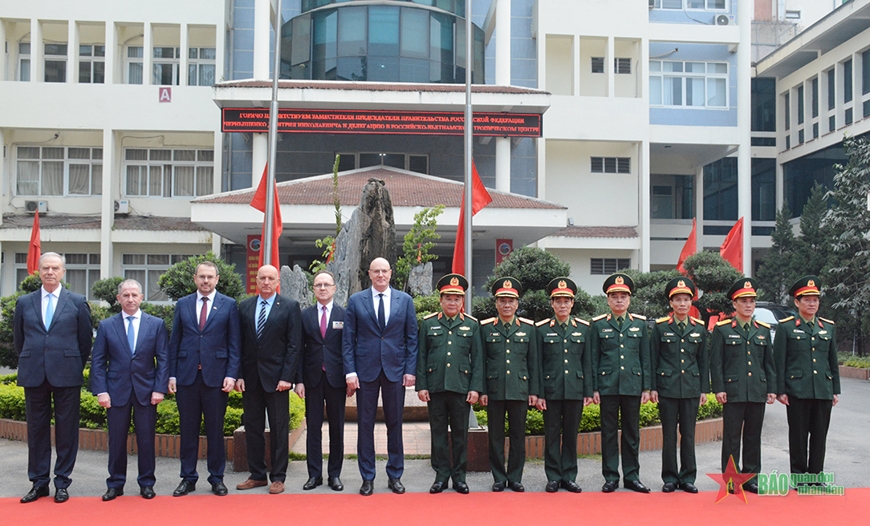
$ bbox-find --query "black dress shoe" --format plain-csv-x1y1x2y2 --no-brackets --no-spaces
328,477,344,491
679,482,699,494
21,485,49,503
173,480,196,497
492,481,506,492
211,481,228,496
429,481,446,494
54,488,70,503
602,481,618,493
388,478,406,494
624,480,651,493
508,482,525,492
561,480,582,493
303,477,323,490
744,482,759,494
662,482,676,493
453,481,469,494
102,488,124,501
140,486,156,499
360,480,374,496
545,481,560,493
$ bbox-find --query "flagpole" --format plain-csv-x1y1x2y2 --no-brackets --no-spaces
264,0,283,266
463,0,473,313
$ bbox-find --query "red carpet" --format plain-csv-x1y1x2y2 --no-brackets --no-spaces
3,489,869,525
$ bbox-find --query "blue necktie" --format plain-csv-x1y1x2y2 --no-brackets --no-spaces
44,293,54,330
127,316,136,355
378,293,385,330
257,299,267,339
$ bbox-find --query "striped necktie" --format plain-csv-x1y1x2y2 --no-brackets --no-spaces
257,299,267,339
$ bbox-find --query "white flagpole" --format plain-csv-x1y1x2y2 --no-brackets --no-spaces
463,0,474,313
264,0,283,265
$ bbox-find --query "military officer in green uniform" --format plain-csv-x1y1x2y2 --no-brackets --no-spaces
774,276,840,484
590,273,652,494
535,277,592,493
479,278,539,492
710,278,776,494
651,277,708,494
416,273,484,495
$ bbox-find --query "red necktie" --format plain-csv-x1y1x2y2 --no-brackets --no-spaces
320,305,328,338
199,297,209,330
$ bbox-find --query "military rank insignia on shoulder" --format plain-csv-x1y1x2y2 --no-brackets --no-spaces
778,315,795,323
716,319,732,326
536,318,551,327
574,317,590,326
631,313,646,320
463,313,478,322
691,316,704,325
592,314,608,322
756,320,771,329
518,317,535,325
656,316,670,324
423,312,438,320
820,317,835,325
480,317,497,325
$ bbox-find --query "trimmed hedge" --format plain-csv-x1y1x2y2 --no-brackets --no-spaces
474,396,723,435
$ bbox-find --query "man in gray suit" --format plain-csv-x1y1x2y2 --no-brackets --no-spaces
14,252,92,504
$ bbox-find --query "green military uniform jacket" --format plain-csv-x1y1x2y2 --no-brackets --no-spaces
710,318,776,403
651,315,710,398
481,316,540,401
536,317,593,400
589,312,651,396
773,316,840,399
416,312,484,395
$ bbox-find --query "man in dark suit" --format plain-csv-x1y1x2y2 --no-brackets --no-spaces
479,278,539,492
90,279,170,501
650,278,708,494
774,276,840,486
343,257,418,496
234,265,301,495
295,270,347,492
416,273,483,494
168,261,241,497
14,252,92,504
590,272,652,494
536,277,592,493
710,278,776,494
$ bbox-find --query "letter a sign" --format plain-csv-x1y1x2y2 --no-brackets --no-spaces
159,87,172,103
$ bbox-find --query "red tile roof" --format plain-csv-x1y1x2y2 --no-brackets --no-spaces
551,226,638,238
197,167,565,210
0,214,205,231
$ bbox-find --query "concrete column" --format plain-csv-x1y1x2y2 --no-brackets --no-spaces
143,23,152,85
638,140,650,271
0,21,6,80
254,0,272,79
536,138,546,200
495,0,510,86
31,18,43,83
180,24,189,86
100,128,115,279
104,21,115,84
737,0,752,275
67,21,77,84
606,36,614,98
695,165,704,254
252,133,269,186
495,137,511,192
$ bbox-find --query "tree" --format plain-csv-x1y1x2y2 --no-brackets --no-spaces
310,155,343,273
91,277,125,312
756,201,799,304
156,251,246,301
621,268,683,320
394,205,444,292
822,136,870,353
794,184,830,278
681,251,743,322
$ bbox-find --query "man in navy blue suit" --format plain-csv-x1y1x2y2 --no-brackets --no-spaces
14,252,92,504
343,257,418,496
296,270,348,492
90,279,169,501
168,261,241,497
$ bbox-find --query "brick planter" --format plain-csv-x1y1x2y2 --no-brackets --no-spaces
839,365,870,380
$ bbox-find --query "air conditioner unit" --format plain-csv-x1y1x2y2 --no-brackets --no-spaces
715,14,733,26
25,200,48,214
114,199,130,214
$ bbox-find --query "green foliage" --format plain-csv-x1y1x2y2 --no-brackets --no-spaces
756,201,799,304
156,251,245,301
221,407,244,436
79,391,106,430
696,395,724,420
0,383,26,421
91,277,125,310
141,303,175,333
310,236,336,274
155,399,181,435
0,292,23,369
395,205,445,292
620,269,683,320
681,251,744,319
843,356,870,369
289,391,306,430
638,402,660,427
19,272,45,293
413,291,442,322
796,184,831,278
524,409,544,435
579,403,600,432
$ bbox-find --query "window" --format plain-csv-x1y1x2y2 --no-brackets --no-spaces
591,57,604,74
16,252,100,300
649,60,728,108
703,157,737,221
124,148,214,198
654,0,725,8
785,10,800,19
188,47,216,86
18,43,30,81
811,77,819,118
784,92,790,130
614,58,631,74
122,254,193,302
337,152,429,173
591,157,630,174
16,146,103,196
844,59,853,104
797,85,804,125
44,44,67,83
153,46,180,85
127,46,144,84
591,258,631,275
79,45,105,83
827,68,835,110
751,78,776,132
863,50,870,96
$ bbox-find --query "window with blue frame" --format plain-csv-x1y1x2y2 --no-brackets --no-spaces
650,60,728,108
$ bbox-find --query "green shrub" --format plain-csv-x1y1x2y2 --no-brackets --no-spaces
228,390,244,410
579,403,600,432
525,409,544,435
414,291,442,322
638,402,661,427
289,391,305,430
155,399,181,434
843,356,870,369
79,392,106,430
0,383,26,420
157,252,245,301
697,394,724,419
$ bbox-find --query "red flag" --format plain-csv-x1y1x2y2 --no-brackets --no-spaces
720,217,744,271
250,164,283,274
27,210,41,274
676,218,696,275
452,161,493,275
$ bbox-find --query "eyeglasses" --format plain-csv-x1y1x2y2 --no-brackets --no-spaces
313,283,335,289
369,269,391,275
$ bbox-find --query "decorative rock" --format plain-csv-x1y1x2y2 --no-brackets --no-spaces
281,264,312,308
407,262,433,296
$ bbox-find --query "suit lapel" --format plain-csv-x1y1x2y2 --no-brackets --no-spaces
112,313,133,354
363,290,378,329
29,292,46,333
48,289,70,333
